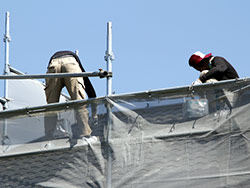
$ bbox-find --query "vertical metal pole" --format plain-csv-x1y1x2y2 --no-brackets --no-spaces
106,22,114,96
4,11,11,102
105,21,114,188
2,12,11,146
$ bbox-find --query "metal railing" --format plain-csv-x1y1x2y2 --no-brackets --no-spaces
0,69,112,80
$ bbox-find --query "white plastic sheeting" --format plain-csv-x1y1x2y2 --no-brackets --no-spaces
0,78,250,187
1,70,69,111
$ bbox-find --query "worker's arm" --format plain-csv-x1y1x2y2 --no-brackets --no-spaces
199,57,227,83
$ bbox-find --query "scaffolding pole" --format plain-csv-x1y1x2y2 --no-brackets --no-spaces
105,22,114,96
3,11,11,107
105,21,114,188
0,71,111,79
2,11,11,147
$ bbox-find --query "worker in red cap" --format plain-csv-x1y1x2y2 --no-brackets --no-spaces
189,51,239,83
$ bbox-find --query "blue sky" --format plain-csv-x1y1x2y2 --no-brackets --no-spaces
0,0,249,98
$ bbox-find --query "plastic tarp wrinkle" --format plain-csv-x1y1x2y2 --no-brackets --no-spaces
0,79,250,187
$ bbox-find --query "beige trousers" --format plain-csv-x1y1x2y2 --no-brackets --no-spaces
45,56,91,137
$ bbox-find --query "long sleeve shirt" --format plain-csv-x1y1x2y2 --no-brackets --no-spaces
200,56,239,83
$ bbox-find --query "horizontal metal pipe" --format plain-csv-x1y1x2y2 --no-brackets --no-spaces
0,77,249,119
0,96,104,119
0,71,112,80
112,78,250,99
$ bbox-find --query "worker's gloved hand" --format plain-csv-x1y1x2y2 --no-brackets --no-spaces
199,74,206,83
199,70,209,83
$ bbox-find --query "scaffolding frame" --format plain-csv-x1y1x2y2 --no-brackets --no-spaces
1,12,115,188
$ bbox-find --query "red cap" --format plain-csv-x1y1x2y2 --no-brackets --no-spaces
189,51,212,67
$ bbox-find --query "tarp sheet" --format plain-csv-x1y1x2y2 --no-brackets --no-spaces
1,69,69,111
0,78,250,187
